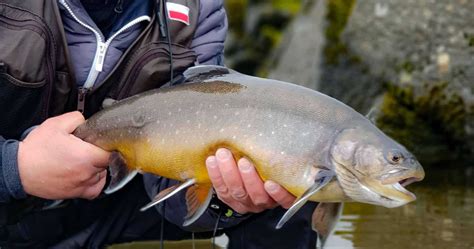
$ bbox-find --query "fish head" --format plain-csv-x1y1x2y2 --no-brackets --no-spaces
330,126,425,208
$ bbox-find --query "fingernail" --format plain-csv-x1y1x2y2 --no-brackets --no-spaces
265,181,278,193
206,156,217,168
216,148,230,160
238,158,253,173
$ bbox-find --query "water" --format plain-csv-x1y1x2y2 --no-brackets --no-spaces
326,166,474,249
110,166,474,249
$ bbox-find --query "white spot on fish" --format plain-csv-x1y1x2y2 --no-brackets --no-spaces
225,103,229,107
247,124,252,128
268,114,272,118
281,151,286,155
259,133,263,137
168,112,172,116
139,131,143,135
271,131,275,135
195,111,200,115
156,120,160,124
214,115,218,119
198,123,202,128
175,130,180,135
147,116,151,120
232,135,237,139
178,108,181,112
235,112,240,116
209,104,213,108
186,120,190,124
219,128,225,133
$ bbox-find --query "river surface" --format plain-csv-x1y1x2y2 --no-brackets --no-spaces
325,166,474,249
110,166,474,249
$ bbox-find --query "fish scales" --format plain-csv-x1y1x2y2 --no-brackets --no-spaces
75,71,365,200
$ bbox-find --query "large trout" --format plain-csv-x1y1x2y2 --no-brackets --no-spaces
74,66,424,245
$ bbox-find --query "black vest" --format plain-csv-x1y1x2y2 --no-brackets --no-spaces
0,0,199,139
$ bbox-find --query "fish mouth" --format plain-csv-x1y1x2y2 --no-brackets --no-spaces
371,173,424,207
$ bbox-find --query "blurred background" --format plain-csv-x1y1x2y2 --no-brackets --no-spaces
224,0,473,248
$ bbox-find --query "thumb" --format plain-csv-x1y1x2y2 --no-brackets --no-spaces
51,111,86,133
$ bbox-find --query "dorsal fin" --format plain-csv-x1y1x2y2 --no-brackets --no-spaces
183,65,233,83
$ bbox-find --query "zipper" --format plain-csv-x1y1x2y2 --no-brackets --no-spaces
77,87,89,113
59,0,150,111
0,14,56,118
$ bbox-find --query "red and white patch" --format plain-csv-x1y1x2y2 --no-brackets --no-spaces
166,2,190,25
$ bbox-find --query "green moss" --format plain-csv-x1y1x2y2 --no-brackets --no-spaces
324,0,356,65
376,82,469,165
398,61,416,73
225,0,249,37
464,32,474,47
272,0,301,14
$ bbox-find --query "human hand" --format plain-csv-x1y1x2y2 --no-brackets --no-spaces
206,148,296,214
18,111,111,200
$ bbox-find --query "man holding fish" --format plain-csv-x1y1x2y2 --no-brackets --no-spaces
0,0,317,248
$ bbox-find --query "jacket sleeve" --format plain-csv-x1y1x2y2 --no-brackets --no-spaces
0,136,27,203
190,0,228,66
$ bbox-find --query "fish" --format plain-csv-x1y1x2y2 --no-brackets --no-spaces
74,65,425,246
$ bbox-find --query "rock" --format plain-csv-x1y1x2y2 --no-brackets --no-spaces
267,0,473,166
267,0,326,90
224,0,300,75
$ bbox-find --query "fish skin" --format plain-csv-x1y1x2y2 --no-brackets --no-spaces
74,65,423,207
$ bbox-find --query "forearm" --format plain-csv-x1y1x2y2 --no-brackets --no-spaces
0,136,26,203
143,174,249,232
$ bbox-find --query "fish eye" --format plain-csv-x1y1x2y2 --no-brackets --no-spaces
387,150,404,164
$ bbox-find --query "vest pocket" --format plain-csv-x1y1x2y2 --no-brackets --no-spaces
0,4,55,138
115,42,196,99
0,70,46,139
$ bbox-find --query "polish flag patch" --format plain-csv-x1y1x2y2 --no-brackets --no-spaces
167,2,190,25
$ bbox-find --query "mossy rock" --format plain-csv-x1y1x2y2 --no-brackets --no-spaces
318,0,474,167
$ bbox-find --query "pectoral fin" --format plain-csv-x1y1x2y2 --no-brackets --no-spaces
183,184,213,226
140,178,196,212
276,172,334,229
312,202,343,248
104,152,138,194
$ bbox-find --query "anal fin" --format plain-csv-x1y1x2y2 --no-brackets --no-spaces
104,152,138,194
183,184,213,227
140,178,196,212
276,171,334,229
312,202,343,248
